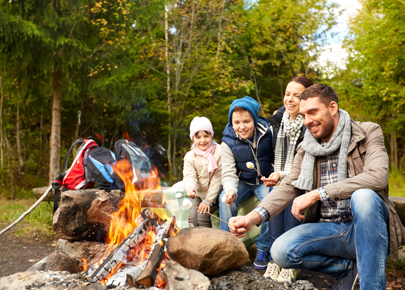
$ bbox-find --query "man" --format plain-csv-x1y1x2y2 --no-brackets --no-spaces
229,84,405,290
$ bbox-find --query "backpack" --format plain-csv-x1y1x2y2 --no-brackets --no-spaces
83,147,120,192
52,138,98,213
114,139,152,189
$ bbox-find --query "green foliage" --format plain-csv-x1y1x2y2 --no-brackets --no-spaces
330,0,405,170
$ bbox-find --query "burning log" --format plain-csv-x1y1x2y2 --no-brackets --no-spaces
85,214,158,282
105,261,147,288
136,216,176,287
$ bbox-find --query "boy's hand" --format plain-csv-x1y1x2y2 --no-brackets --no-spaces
224,191,236,206
187,189,196,199
261,172,280,187
198,203,210,214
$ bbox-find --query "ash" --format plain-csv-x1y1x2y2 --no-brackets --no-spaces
209,265,317,290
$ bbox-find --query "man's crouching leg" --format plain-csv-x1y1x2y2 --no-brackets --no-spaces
270,222,356,279
351,189,389,290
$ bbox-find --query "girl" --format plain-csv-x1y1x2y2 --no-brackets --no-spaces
263,76,313,282
183,116,222,227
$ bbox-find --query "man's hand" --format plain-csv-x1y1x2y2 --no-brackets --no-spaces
187,189,196,199
224,191,236,206
229,211,262,238
198,203,210,214
291,190,321,221
261,172,281,187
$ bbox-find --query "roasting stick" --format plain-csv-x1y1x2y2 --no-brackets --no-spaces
182,199,229,225
0,185,52,237
246,161,263,177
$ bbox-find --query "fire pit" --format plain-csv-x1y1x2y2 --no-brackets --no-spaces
0,160,319,289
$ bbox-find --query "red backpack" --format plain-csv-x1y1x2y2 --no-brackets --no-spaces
62,138,99,190
52,138,98,213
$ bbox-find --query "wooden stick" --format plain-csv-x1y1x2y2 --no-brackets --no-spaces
251,167,263,177
191,204,229,225
0,185,52,237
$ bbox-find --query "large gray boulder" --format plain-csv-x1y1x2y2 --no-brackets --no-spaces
167,227,249,276
27,251,82,273
57,239,110,268
52,190,119,241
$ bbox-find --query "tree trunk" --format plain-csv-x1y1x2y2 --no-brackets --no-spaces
49,68,62,184
14,102,24,197
165,1,172,173
0,73,3,170
16,102,23,168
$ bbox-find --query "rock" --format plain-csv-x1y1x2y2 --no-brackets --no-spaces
0,271,108,289
167,227,249,276
52,190,120,241
208,265,317,290
163,261,210,290
390,196,405,225
27,251,82,273
57,239,110,268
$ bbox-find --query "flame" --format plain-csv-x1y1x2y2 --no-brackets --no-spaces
124,131,130,140
94,160,174,288
100,261,124,285
81,258,87,271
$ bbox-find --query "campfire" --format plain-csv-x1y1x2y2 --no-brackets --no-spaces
82,160,178,288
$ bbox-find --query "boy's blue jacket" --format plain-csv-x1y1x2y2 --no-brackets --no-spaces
222,116,274,185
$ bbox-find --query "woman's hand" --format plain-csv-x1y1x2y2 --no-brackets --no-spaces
187,189,196,199
261,172,281,187
198,203,210,214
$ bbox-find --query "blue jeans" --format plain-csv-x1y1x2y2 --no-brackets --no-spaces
268,202,302,262
270,189,389,290
219,181,271,252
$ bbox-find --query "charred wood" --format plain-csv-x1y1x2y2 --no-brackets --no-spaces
136,217,176,287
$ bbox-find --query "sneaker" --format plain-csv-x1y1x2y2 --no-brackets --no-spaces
253,249,269,270
263,262,281,280
332,263,358,290
277,268,301,282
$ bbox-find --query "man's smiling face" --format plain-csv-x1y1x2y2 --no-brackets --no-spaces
299,97,338,143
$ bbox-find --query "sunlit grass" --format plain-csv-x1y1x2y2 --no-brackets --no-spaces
389,170,405,197
0,197,55,240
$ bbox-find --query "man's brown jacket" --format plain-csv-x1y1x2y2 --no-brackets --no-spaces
259,120,405,259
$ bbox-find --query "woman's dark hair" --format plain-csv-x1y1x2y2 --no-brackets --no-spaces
289,76,313,89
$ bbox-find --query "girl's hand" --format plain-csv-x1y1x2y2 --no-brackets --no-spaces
187,189,196,199
261,172,280,187
198,203,210,214
224,191,236,206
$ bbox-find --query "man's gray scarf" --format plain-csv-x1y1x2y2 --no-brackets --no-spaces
292,110,352,206
274,111,303,174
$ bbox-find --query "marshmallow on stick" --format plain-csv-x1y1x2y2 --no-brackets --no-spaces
182,199,229,225
246,162,263,177
175,192,186,199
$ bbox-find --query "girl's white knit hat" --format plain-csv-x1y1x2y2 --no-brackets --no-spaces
189,116,214,140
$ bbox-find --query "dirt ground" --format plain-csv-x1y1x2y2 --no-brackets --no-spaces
0,227,56,277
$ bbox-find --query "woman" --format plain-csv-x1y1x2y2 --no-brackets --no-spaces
262,76,313,282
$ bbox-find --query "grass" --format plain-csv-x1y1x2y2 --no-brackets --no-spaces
0,196,56,240
389,170,405,197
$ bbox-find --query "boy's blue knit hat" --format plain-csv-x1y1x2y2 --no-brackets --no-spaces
228,96,260,125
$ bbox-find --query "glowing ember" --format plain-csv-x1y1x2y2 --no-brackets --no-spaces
81,258,87,271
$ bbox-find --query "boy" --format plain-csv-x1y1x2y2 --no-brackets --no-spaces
220,96,274,270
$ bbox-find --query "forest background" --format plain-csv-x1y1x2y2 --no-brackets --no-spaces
0,0,405,199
